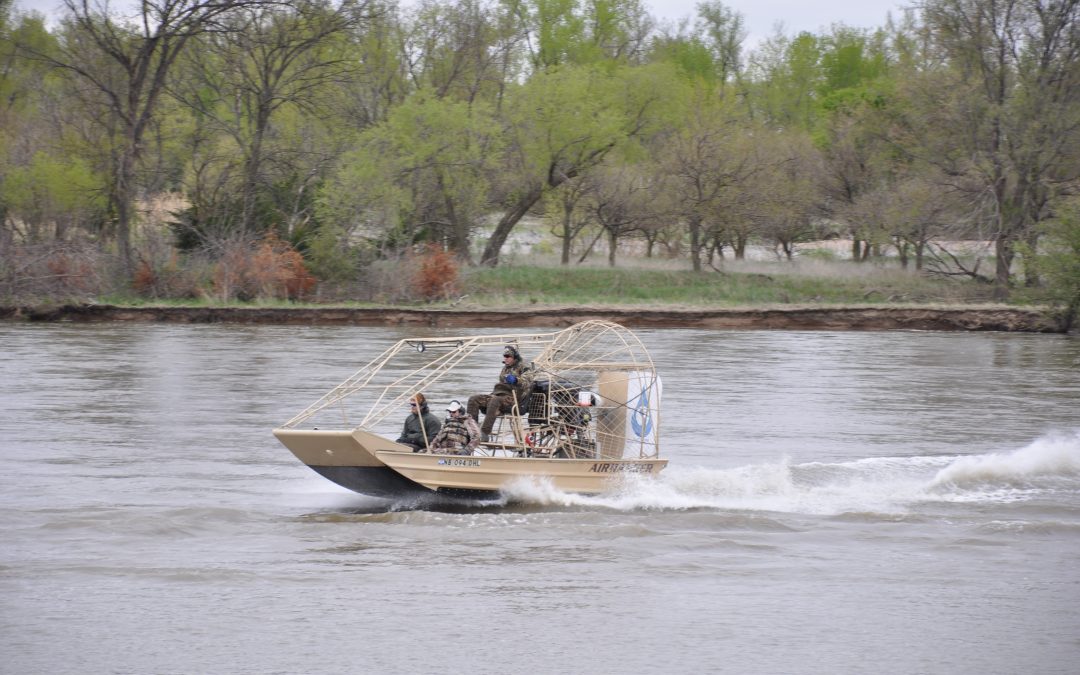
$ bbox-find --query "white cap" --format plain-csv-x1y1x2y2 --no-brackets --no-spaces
446,400,463,413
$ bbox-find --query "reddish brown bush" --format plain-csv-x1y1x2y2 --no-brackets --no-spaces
45,253,96,294
132,252,200,299
411,243,459,302
212,234,316,301
132,261,156,295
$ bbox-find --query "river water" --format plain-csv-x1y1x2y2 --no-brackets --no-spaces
2,323,1079,674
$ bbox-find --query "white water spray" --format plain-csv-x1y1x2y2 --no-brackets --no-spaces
498,430,1080,516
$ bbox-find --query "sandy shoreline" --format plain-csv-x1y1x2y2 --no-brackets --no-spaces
0,303,1065,332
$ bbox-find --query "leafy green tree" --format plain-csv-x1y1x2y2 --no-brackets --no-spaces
747,30,823,130
480,61,684,265
748,25,890,134
305,221,359,282
1025,200,1080,331
648,1,745,95
501,0,583,70
320,91,500,261
2,152,104,242
501,0,653,71
694,0,745,86
649,29,716,85
2,11,111,246
337,0,410,126
818,27,888,96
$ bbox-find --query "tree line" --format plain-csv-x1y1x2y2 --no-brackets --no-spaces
1,0,1079,306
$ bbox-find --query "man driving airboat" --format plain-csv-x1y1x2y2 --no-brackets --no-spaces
467,345,531,441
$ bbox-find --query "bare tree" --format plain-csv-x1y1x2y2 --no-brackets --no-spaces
400,0,522,104
543,175,593,265
21,0,275,273
584,163,655,267
752,131,823,260
911,0,1080,297
173,1,367,238
658,106,760,271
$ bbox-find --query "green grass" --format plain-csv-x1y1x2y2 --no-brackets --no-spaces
64,259,1018,310
456,263,1003,308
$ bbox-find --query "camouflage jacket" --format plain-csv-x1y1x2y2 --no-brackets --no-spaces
431,415,481,454
491,361,531,402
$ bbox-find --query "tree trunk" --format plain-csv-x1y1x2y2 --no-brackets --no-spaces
480,185,543,266
240,106,270,237
607,229,617,267
994,237,1013,300
688,216,703,272
1023,230,1041,287
577,228,603,264
438,173,471,263
560,209,572,265
896,239,909,269
114,146,137,274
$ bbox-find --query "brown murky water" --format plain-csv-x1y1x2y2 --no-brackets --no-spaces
3,324,1079,674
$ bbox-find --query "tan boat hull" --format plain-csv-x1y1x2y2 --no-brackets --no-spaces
272,428,431,497
272,427,666,498
377,450,667,495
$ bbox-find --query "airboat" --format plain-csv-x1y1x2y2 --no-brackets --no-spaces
272,320,665,499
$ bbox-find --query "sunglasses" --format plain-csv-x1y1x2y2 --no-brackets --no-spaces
409,402,418,406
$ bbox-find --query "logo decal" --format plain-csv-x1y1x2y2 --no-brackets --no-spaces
629,388,653,438
588,463,655,474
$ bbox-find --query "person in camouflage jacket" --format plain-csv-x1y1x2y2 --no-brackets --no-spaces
430,400,481,455
467,345,531,438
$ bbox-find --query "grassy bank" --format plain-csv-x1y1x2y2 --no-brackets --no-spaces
15,258,1028,311
454,261,1006,309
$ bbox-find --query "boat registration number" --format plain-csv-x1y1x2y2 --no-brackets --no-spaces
438,458,481,467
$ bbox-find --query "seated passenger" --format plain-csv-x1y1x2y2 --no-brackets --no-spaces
467,345,531,440
394,392,441,452
429,400,482,455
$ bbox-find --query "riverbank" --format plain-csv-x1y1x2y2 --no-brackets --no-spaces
0,303,1064,332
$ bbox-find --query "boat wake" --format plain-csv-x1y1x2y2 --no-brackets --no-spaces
497,429,1080,516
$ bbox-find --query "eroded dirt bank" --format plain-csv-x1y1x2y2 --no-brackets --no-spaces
0,304,1064,332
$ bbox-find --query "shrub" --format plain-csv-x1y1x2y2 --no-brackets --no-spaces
1025,201,1080,331
133,228,202,299
212,234,316,301
306,225,358,283
0,241,104,303
132,254,200,299
411,243,459,302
